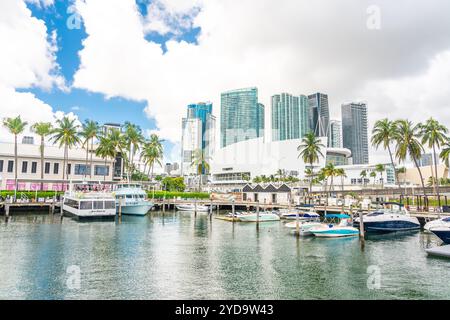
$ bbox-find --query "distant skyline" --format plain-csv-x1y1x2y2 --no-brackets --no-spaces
1,0,450,166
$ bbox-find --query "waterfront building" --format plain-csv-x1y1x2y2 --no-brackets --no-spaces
0,141,115,191
329,120,342,148
418,153,437,167
220,88,264,148
341,102,369,165
308,93,330,138
181,102,216,176
326,147,352,166
271,93,309,141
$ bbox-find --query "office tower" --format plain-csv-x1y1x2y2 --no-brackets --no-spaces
271,93,309,141
342,102,369,165
181,103,216,175
308,93,330,137
220,88,264,148
329,120,342,148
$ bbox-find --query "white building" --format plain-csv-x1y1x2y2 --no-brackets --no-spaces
0,142,115,191
181,118,202,176
329,120,342,148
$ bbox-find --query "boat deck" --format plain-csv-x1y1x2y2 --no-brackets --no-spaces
425,245,450,258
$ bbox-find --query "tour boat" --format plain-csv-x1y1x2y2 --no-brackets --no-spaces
62,183,116,220
424,217,450,232
285,220,326,236
238,211,281,222
113,183,153,216
176,204,211,212
278,208,320,221
309,214,359,238
430,226,450,244
353,202,420,233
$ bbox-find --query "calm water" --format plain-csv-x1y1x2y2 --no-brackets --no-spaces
1,211,450,300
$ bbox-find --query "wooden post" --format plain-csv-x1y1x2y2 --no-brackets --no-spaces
295,210,300,237
194,198,197,216
217,203,220,214
256,201,260,227
5,203,10,218
232,201,235,223
209,199,213,220
162,197,166,213
359,210,365,238
118,198,122,218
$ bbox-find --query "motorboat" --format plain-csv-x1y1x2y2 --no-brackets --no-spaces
353,202,420,233
62,183,116,220
429,226,450,244
238,211,281,222
285,220,326,236
113,183,153,216
309,214,359,238
176,203,211,212
278,207,320,221
424,217,450,232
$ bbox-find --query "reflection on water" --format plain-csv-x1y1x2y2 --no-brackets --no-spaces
1,211,450,299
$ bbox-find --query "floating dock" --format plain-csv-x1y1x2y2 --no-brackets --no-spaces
425,245,450,259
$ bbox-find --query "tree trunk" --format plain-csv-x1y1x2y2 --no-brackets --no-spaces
433,144,440,198
14,134,18,200
430,160,436,194
90,138,93,179
413,156,427,196
40,135,44,191
85,141,89,179
104,158,107,182
387,144,401,190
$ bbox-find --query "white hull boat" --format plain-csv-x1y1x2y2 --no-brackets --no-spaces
176,204,210,212
114,183,153,216
424,217,450,232
238,212,281,222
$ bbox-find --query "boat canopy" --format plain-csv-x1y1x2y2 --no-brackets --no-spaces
325,214,351,219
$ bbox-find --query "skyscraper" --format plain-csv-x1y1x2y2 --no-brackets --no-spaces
271,93,309,141
329,120,342,148
342,102,369,165
181,102,216,175
220,88,264,148
308,93,330,137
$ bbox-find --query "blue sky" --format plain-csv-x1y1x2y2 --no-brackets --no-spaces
24,0,201,163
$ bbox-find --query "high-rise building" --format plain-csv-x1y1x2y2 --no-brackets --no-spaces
342,102,369,165
181,103,216,175
220,88,264,148
271,93,309,141
308,93,330,137
418,153,437,167
329,120,342,148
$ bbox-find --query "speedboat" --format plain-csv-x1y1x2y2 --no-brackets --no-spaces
424,217,450,232
62,183,116,220
429,226,450,244
176,204,210,212
278,208,320,221
353,202,420,233
285,220,326,236
309,214,359,238
238,211,281,222
113,183,153,216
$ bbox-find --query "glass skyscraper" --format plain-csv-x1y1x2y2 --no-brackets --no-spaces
220,88,264,148
329,120,342,148
308,93,330,138
342,102,369,165
271,93,309,141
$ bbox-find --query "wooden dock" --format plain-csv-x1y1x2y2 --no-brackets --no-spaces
0,201,61,216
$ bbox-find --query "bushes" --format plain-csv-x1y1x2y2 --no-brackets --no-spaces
147,191,210,199
0,191,63,199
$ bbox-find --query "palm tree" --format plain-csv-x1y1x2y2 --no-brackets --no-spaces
123,122,144,180
31,122,53,190
370,171,377,188
360,170,367,187
394,119,426,195
95,134,116,181
298,132,325,196
419,118,448,196
108,128,127,179
80,120,100,179
2,116,28,199
441,138,450,168
191,149,210,191
140,140,163,182
371,119,401,189
335,168,346,191
375,164,385,189
51,117,81,188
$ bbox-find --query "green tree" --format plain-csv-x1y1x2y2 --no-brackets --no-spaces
336,168,346,191
31,122,52,190
394,120,426,195
140,134,163,181
375,164,385,189
2,116,28,199
80,120,100,179
298,131,325,196
96,133,116,181
360,170,367,187
440,138,450,168
124,122,144,179
370,171,377,187
162,177,186,192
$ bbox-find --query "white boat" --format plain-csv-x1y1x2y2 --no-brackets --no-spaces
238,211,281,222
285,221,326,236
424,217,450,232
113,183,153,216
278,208,320,221
176,204,210,212
310,217,359,238
353,202,420,233
62,183,116,220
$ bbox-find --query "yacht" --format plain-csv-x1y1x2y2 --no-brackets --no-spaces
424,216,450,232
309,214,359,238
238,211,281,222
62,183,116,220
429,226,450,244
176,204,211,212
353,202,420,233
285,220,325,236
113,184,154,216
278,208,320,221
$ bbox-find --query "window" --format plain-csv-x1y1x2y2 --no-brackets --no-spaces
75,164,91,175
7,160,13,173
44,162,50,174
0,160,3,172
105,201,116,209
95,165,109,176
31,162,37,174
64,198,79,209
54,163,59,174
80,201,93,210
67,164,71,175
93,201,104,210
22,161,28,173
272,194,277,204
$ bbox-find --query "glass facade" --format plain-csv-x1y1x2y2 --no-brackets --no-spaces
329,120,342,148
326,152,348,166
342,102,369,165
271,93,309,141
220,88,264,148
308,93,330,137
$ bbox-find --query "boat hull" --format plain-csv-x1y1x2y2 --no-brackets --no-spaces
118,203,153,216
176,205,210,212
310,226,359,238
239,214,280,222
430,229,450,244
353,219,420,233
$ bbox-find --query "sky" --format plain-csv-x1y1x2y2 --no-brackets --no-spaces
1,0,450,167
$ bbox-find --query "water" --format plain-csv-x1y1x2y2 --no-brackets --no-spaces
1,211,450,300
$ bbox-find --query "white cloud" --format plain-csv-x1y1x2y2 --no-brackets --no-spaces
72,0,450,160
